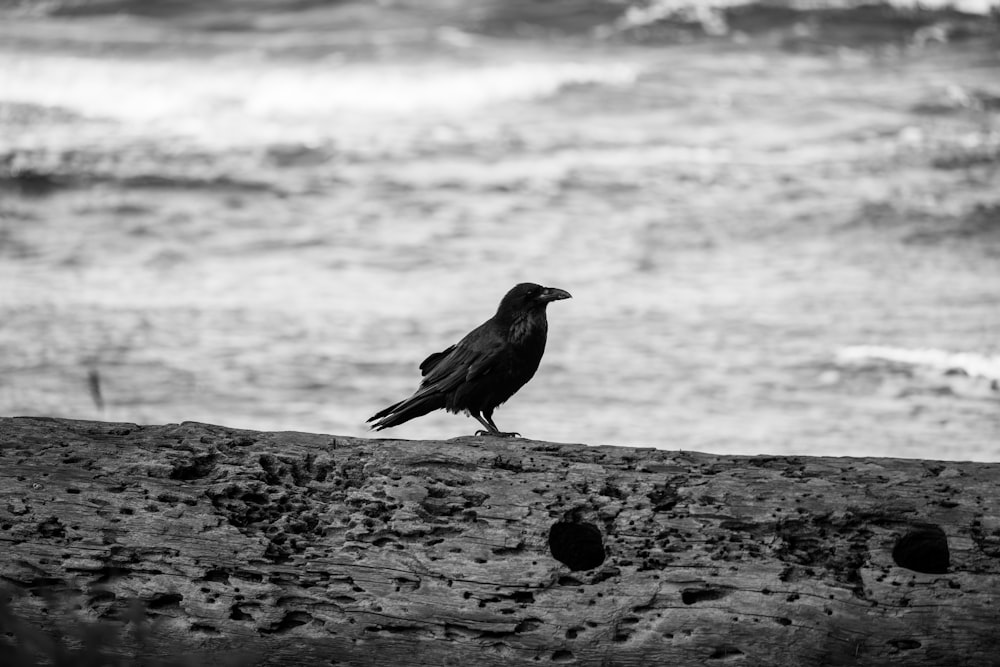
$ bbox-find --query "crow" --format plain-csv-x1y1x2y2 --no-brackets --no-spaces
367,282,572,437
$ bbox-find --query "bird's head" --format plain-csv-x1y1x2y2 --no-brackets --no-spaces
498,283,572,316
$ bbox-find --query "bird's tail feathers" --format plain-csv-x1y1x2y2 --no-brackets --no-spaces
367,390,445,431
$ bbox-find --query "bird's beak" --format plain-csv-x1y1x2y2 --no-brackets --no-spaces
539,287,572,302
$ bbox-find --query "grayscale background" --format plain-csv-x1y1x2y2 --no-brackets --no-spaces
2,0,998,459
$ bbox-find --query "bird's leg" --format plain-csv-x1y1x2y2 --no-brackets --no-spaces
471,411,499,437
482,408,520,438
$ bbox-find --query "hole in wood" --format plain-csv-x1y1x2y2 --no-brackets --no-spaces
680,587,729,605
892,525,949,574
147,593,182,610
548,520,605,571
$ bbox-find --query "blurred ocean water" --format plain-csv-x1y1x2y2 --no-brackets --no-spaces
1,9,999,460
1,51,640,145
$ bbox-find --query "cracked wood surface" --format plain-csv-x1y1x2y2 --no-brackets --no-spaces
1,416,998,666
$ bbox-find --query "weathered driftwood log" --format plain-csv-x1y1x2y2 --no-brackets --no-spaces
1,416,998,666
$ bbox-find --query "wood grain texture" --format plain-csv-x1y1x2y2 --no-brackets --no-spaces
1,416,998,666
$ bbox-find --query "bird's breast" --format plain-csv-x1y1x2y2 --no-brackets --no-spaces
508,312,548,349
504,314,548,385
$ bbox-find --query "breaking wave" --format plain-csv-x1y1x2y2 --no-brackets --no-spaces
837,345,1000,384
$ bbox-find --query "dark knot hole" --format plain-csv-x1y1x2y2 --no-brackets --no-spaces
892,524,949,574
548,520,605,571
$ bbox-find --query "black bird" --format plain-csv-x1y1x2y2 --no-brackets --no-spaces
367,282,572,437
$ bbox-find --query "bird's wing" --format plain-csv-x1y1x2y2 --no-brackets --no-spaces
419,345,456,376
418,322,506,392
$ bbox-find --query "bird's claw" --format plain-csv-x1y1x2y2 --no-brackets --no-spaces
475,430,521,438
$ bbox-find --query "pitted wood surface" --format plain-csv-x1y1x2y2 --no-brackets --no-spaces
1,417,998,665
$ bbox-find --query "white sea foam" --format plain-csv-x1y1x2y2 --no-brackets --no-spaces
619,0,998,25
886,0,998,13
837,345,1000,382
0,53,639,145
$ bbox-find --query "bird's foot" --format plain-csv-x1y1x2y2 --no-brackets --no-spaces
475,430,521,438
